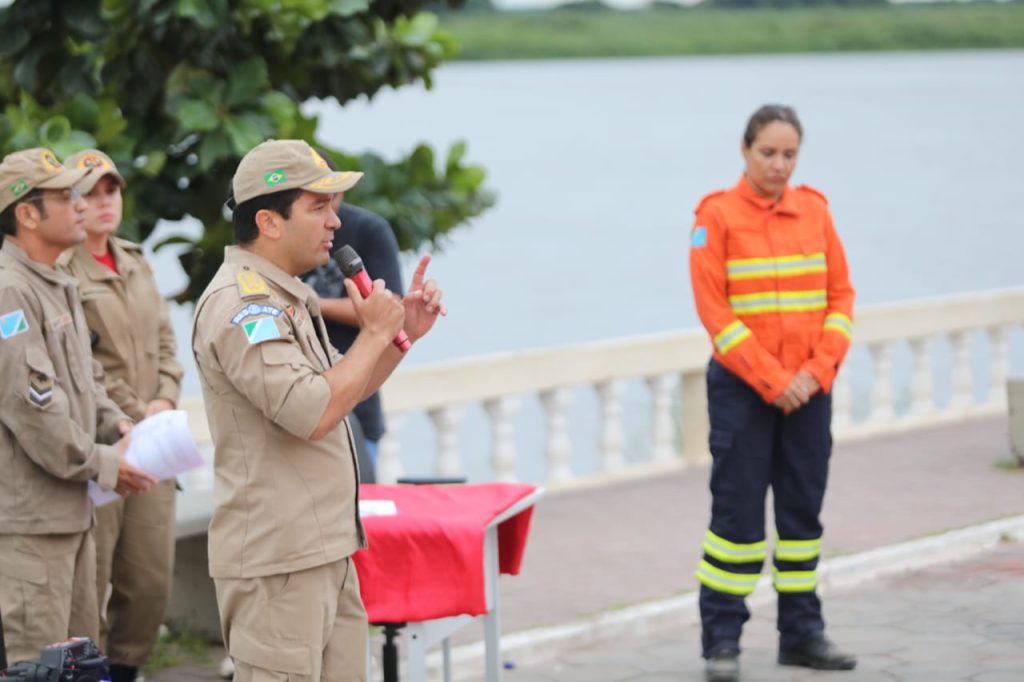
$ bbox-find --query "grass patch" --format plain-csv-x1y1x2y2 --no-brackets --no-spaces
994,457,1024,471
441,3,1024,60
142,628,215,675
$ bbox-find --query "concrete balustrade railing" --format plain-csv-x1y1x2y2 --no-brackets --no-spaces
178,287,1024,503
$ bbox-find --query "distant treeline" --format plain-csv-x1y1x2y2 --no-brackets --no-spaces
437,1,1024,60
443,0,911,12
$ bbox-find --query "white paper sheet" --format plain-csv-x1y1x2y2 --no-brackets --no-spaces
89,410,204,507
358,499,398,517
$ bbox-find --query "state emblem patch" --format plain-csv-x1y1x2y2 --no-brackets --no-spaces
242,317,281,345
1,309,29,339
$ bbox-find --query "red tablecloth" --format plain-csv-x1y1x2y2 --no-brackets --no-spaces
353,482,537,623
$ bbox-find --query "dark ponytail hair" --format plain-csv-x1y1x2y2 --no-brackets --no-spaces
743,105,802,148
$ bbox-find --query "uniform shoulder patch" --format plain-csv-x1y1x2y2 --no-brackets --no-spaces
28,371,54,407
0,309,29,339
235,271,269,300
690,225,708,248
241,316,281,345
694,189,726,214
231,303,284,326
794,184,829,205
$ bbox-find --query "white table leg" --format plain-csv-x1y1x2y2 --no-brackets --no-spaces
407,628,428,682
483,528,503,682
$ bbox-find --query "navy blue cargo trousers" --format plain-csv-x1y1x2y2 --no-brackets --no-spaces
697,359,833,657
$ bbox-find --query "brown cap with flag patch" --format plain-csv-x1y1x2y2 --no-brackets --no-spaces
230,139,362,207
0,148,91,214
65,149,126,194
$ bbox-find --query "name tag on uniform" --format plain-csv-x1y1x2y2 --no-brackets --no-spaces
47,313,73,332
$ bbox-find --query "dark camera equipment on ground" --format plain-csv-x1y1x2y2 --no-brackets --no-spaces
1,637,110,682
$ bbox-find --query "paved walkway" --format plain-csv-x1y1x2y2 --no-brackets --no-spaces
151,416,1024,681
478,541,1024,681
495,416,1023,637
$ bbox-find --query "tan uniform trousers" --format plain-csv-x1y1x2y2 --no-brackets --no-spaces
215,558,367,682
94,478,176,665
0,531,99,663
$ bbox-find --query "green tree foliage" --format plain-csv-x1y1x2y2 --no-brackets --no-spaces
702,0,885,8
0,0,495,302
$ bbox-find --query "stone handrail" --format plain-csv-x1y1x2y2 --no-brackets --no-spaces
179,287,1024,501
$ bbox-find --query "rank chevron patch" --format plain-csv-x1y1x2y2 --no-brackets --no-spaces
28,371,53,407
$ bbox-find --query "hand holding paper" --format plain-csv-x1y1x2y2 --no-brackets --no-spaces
90,410,204,507
114,429,157,496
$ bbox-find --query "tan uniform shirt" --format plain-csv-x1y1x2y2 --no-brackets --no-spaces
0,240,124,534
60,238,183,420
192,246,365,579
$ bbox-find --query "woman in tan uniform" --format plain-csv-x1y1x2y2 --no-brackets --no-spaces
61,149,183,682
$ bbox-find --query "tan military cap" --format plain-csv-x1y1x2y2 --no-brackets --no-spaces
231,139,362,206
0,148,90,214
65,149,126,194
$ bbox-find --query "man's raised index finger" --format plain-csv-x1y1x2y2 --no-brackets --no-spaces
410,254,432,290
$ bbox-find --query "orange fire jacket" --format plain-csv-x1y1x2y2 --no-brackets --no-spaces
689,176,855,403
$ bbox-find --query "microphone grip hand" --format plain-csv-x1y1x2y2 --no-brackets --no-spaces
346,272,410,352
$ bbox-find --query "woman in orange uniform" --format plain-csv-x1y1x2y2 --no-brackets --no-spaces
689,105,856,682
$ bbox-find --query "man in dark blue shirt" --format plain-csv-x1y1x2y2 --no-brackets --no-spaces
301,202,403,481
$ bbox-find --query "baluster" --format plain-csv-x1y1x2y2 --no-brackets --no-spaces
595,380,625,473
484,396,520,482
909,336,935,416
428,405,465,478
646,373,677,464
539,387,573,482
830,364,854,435
868,342,895,422
680,370,710,467
949,330,973,409
376,413,406,484
988,325,1010,407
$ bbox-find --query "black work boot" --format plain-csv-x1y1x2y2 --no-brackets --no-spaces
705,648,740,682
108,664,139,682
778,636,856,670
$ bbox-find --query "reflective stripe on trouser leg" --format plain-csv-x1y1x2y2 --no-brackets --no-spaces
696,559,761,596
774,536,822,563
772,566,817,593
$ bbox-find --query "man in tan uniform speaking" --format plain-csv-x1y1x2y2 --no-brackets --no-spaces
192,139,445,682
0,148,155,662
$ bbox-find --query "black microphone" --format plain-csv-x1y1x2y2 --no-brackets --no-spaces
333,246,411,352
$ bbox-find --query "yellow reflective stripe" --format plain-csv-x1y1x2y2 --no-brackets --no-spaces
713,321,752,355
703,531,768,564
729,289,827,315
775,537,822,562
823,313,853,340
772,567,818,593
696,560,760,596
727,252,827,281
